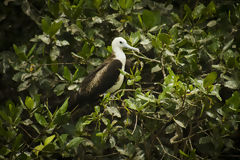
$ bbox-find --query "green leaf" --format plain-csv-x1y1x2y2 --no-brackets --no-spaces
0,146,11,156
53,112,70,125
106,107,121,118
158,33,171,45
44,135,55,146
41,17,51,34
179,149,189,157
94,106,100,113
80,42,93,59
55,97,69,116
110,0,118,10
136,94,156,103
206,1,216,16
13,44,27,60
142,10,157,28
72,69,80,81
66,137,85,148
127,79,134,85
203,72,217,88
54,83,66,96
47,0,59,17
119,0,133,9
25,96,34,110
63,66,72,81
27,43,37,58
207,20,217,27
33,143,44,156
16,153,28,160
183,4,192,21
173,118,186,128
222,39,234,53
13,134,23,150
135,75,142,82
49,21,62,37
210,84,222,101
125,0,133,9
124,99,137,111
165,123,176,134
34,113,48,127
199,136,211,144
94,0,102,9
76,116,93,133
192,4,206,20
72,0,84,20
59,134,68,146
226,91,240,112
109,136,116,148
129,32,140,46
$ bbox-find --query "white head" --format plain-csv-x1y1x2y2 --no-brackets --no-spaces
111,37,140,53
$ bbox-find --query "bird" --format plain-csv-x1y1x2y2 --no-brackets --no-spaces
70,37,140,109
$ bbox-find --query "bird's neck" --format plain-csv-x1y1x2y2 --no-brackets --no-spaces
113,48,126,65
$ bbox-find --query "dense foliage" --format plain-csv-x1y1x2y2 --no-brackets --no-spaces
0,0,240,159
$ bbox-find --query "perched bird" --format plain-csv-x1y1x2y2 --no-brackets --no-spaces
70,37,139,109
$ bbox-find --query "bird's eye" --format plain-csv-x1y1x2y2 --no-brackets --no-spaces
119,41,123,44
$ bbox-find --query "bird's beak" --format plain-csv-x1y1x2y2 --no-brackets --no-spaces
124,43,140,53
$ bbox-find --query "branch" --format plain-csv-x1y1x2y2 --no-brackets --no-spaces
131,51,161,64
131,114,138,135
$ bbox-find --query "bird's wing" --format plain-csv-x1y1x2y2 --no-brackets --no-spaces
79,59,122,98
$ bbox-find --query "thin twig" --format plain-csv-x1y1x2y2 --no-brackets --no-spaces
94,152,119,158
19,125,33,139
161,54,166,77
40,62,76,66
170,128,211,144
131,114,138,135
156,137,181,160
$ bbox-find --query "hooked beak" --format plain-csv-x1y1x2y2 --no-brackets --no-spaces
124,43,140,53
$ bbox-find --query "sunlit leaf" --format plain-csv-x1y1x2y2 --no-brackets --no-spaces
203,72,217,89
25,96,34,110
106,107,121,118
179,149,189,157
124,99,137,111
173,118,186,128
33,143,44,156
222,39,234,53
50,45,60,61
56,97,69,116
207,20,217,27
224,80,239,89
66,137,85,148
44,135,55,146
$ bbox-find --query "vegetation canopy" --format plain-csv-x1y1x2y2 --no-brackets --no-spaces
0,0,240,159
